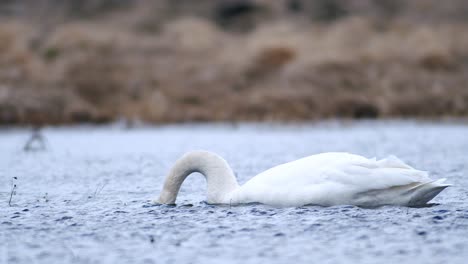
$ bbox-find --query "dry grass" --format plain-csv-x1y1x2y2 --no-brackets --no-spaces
1,7,468,124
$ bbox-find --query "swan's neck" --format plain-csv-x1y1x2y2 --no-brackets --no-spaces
157,151,239,204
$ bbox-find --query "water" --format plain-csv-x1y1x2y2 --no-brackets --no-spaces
1,121,467,264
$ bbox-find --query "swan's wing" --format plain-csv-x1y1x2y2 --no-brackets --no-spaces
234,152,432,206
376,155,415,169
244,152,427,187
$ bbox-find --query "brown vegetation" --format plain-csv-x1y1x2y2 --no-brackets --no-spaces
1,0,468,125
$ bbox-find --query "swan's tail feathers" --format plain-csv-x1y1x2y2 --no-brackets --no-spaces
407,178,450,207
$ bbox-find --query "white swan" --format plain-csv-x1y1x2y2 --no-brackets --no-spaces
155,151,450,207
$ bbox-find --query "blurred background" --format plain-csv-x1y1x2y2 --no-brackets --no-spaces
1,0,468,126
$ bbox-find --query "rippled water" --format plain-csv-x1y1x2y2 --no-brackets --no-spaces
1,121,467,264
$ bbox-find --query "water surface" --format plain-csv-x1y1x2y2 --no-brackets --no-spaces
1,121,467,264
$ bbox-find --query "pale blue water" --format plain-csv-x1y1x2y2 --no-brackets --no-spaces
1,121,467,264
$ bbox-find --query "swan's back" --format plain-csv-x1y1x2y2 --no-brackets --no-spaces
231,152,448,207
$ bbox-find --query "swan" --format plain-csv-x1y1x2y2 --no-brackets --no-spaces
155,150,450,207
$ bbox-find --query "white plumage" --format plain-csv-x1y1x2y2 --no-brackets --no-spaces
156,151,449,207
